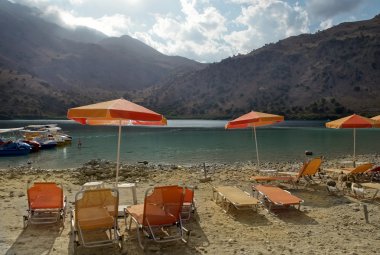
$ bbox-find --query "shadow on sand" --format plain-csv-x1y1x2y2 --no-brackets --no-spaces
6,224,63,255
68,214,209,255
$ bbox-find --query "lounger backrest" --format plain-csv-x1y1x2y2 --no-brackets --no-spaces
27,182,63,209
351,163,373,174
302,158,322,176
143,185,184,226
295,162,309,180
75,188,119,221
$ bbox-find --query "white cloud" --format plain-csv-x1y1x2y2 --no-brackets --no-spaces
224,0,309,54
319,19,333,30
133,0,231,62
42,6,132,36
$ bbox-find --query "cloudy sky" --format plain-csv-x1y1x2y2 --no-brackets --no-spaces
11,0,380,62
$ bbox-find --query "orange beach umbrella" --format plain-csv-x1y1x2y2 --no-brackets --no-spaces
67,98,166,185
226,111,284,167
326,114,380,166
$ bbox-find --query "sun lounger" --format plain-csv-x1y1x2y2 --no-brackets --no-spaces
70,188,122,251
358,182,380,201
212,186,259,213
23,182,66,228
125,185,190,249
181,186,196,221
324,163,373,175
252,184,303,212
251,157,322,188
324,163,373,182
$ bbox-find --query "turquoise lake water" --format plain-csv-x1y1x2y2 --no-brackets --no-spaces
0,119,379,169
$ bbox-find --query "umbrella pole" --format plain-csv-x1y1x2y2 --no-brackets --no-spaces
353,128,356,167
252,125,260,168
116,120,122,186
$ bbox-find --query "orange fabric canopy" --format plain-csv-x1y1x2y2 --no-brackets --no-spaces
67,98,165,125
326,114,380,129
226,111,284,129
371,115,380,123
85,118,167,126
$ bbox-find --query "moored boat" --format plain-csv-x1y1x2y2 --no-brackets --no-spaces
0,140,31,156
21,140,41,152
33,137,57,149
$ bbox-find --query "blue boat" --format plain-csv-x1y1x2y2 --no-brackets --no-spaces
0,140,31,156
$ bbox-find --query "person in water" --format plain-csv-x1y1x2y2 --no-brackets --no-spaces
77,138,82,148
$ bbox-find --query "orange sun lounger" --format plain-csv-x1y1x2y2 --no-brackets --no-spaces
252,184,303,212
23,182,66,228
250,157,322,188
125,185,190,249
70,188,122,251
324,163,373,176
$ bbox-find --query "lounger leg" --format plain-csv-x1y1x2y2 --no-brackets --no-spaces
372,190,379,202
134,220,144,249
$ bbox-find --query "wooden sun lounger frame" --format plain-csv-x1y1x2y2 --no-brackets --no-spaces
23,182,66,228
212,186,260,213
252,184,304,213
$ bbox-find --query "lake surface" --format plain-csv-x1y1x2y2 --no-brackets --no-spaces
0,119,379,169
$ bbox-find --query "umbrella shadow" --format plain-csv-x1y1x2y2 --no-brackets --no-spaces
6,224,63,255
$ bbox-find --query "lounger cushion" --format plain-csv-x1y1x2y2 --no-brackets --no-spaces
253,185,302,205
78,207,114,230
214,186,259,206
126,204,177,226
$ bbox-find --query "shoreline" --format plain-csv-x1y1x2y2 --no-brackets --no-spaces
2,153,379,172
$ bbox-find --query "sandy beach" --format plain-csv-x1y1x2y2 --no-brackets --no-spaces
1,155,380,255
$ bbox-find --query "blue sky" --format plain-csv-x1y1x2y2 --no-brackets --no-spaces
11,0,380,63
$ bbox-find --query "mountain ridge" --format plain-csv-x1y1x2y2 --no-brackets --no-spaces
138,14,380,119
0,0,379,120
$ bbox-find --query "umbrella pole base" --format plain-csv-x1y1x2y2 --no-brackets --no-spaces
199,177,212,183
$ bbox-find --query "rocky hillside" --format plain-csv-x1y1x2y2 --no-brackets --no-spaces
1,0,379,120
140,15,380,119
0,1,203,118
